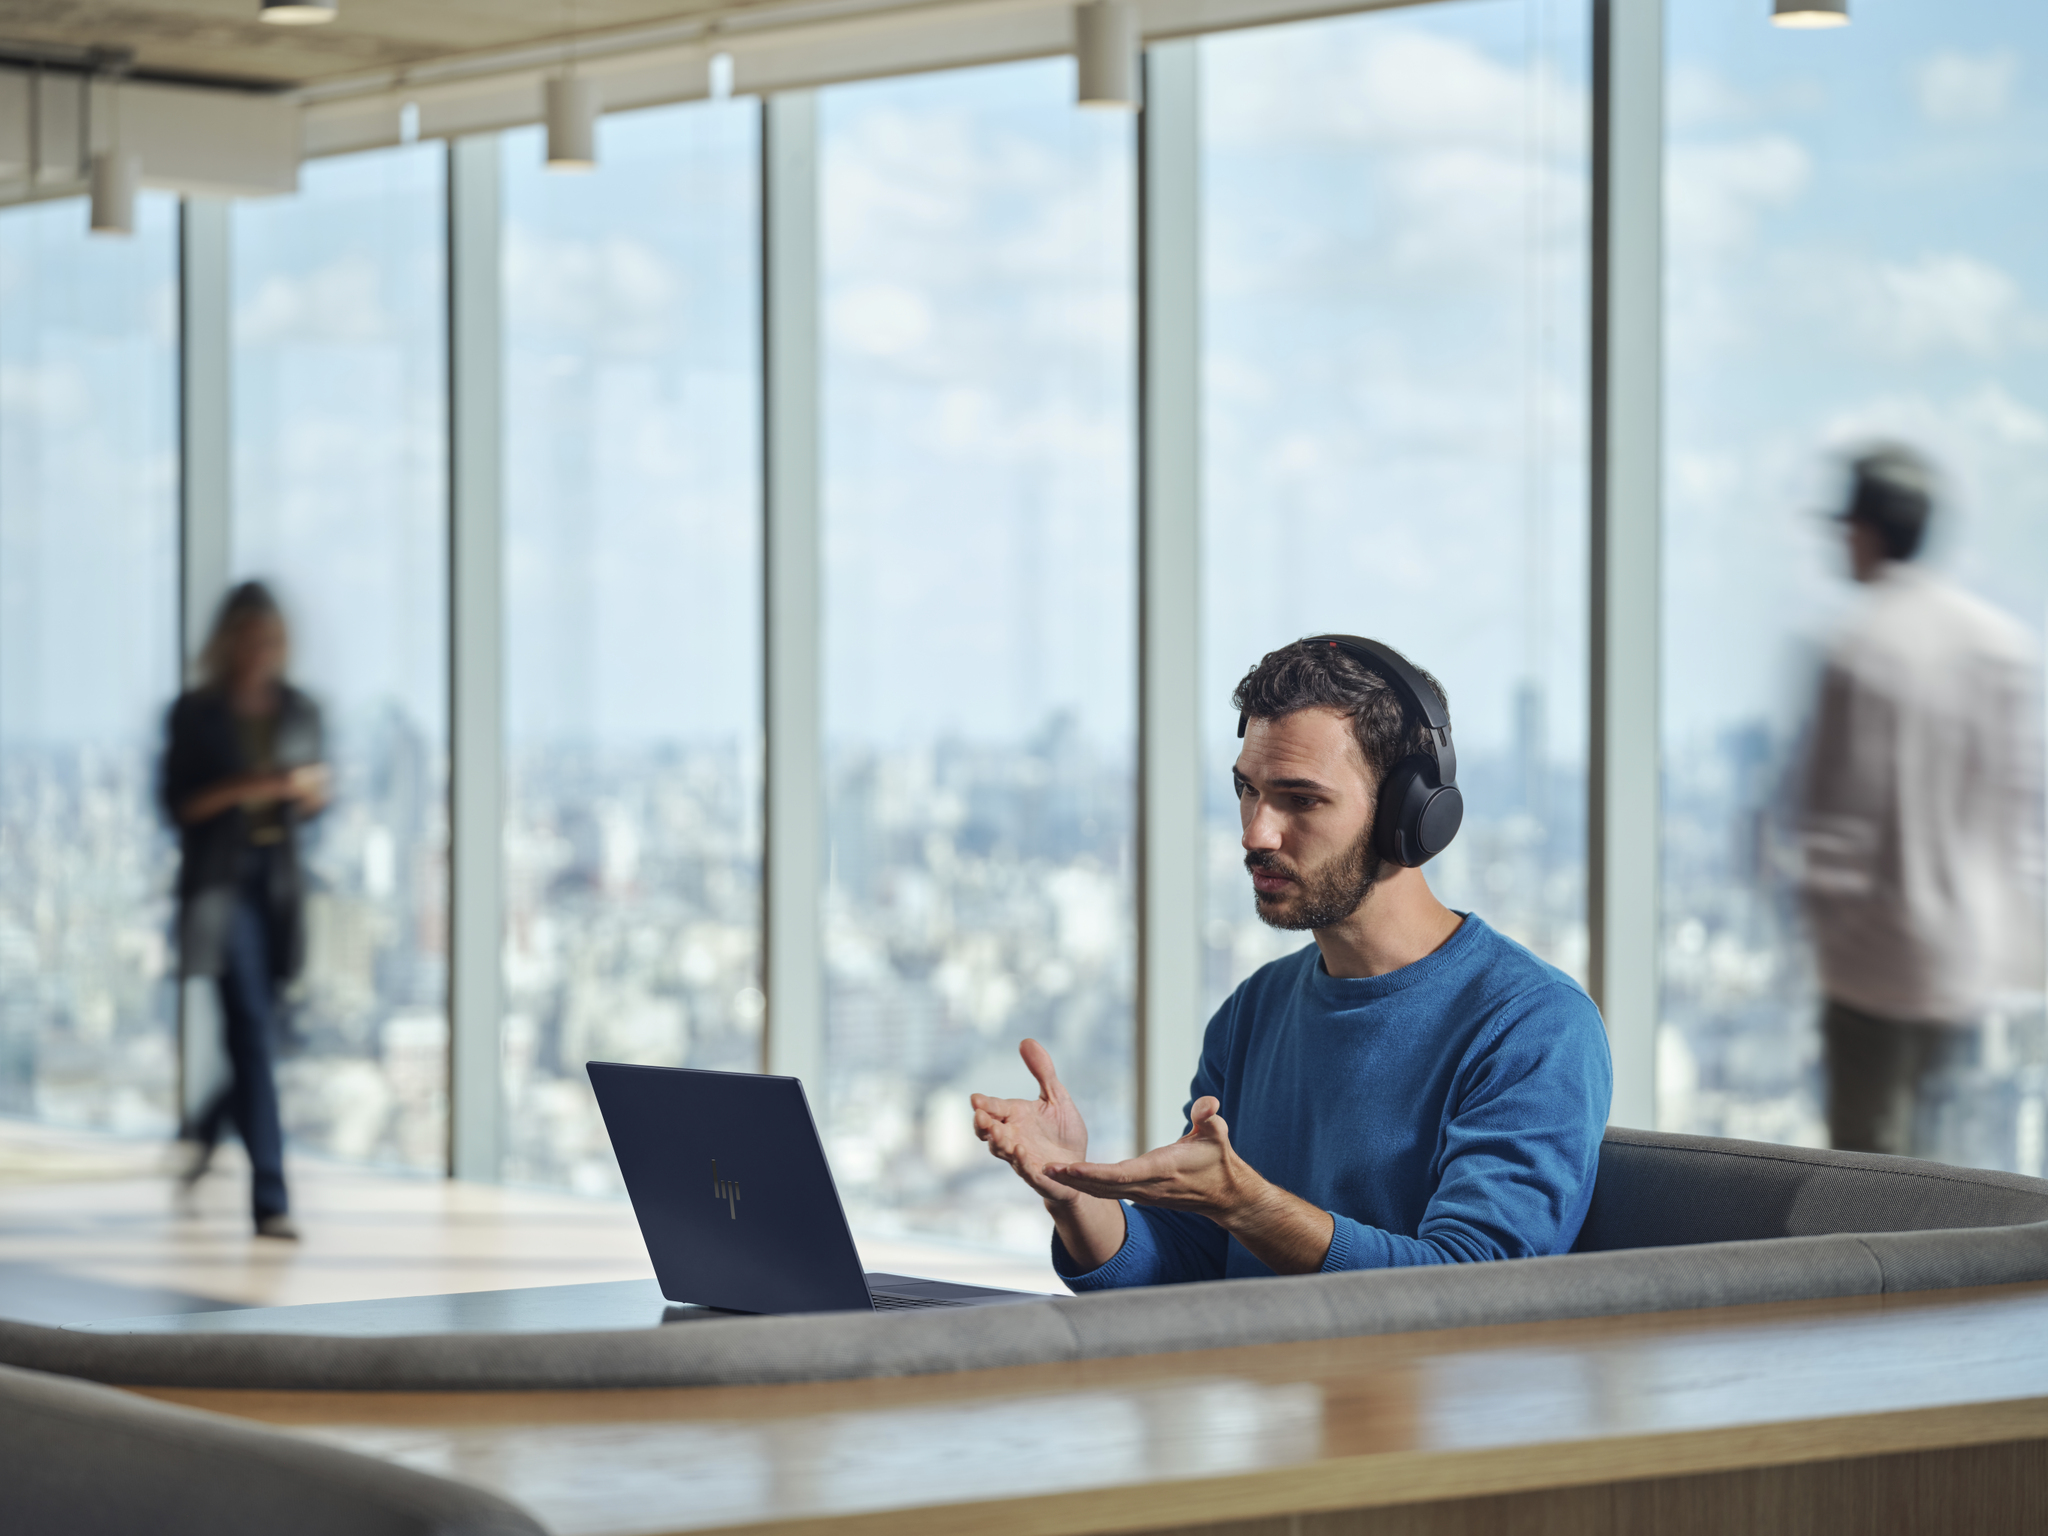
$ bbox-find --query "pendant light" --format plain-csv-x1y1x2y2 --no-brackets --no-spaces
545,74,597,170
260,1,339,22
1075,1,1141,110
89,149,138,236
1771,0,1848,27
89,65,136,237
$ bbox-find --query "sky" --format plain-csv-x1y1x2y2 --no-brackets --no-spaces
1200,0,1589,779
1664,0,2048,746
501,105,762,752
0,194,177,750
820,61,1137,752
230,144,448,747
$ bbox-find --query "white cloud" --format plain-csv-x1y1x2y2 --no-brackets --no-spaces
1668,64,1754,131
830,282,935,358
1915,49,2019,126
1667,135,1811,257
502,228,681,353
1958,381,2048,446
1205,24,1583,156
235,254,394,346
0,361,89,427
1851,253,2024,359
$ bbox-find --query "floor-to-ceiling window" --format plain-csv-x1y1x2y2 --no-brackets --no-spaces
232,145,451,1171
820,59,1138,1249
500,102,764,1194
1662,2,2048,1170
1199,0,1591,1016
0,196,180,1131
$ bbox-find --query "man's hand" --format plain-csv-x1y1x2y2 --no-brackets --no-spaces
971,1039,1092,1204
1045,1097,1336,1275
971,1040,1127,1270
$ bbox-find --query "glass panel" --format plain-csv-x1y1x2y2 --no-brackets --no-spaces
820,60,1138,1248
0,197,180,1131
232,145,450,1171
1663,2,2048,1169
1199,3,1592,1013
500,102,764,1194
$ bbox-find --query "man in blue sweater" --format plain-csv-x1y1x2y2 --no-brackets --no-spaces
971,637,1612,1286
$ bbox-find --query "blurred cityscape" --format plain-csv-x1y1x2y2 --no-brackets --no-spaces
500,740,762,1193
7,682,2045,1242
823,714,1136,1252
0,744,176,1131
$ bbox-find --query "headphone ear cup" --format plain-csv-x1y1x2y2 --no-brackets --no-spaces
1417,784,1463,862
1373,754,1463,868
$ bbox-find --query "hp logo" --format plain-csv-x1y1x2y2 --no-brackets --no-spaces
711,1159,740,1220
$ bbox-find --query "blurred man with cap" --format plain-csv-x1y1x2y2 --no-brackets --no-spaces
1798,445,2043,1158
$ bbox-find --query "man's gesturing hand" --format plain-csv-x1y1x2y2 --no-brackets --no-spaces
971,1040,1129,1271
1044,1097,1337,1276
970,1038,1091,1204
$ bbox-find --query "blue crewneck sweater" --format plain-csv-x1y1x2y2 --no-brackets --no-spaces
1057,915,1612,1288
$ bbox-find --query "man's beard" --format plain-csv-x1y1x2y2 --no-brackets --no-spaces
1247,821,1385,932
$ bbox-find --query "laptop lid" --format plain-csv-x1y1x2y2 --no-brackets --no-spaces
587,1061,874,1314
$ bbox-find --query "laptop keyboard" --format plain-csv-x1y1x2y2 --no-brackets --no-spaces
870,1293,976,1310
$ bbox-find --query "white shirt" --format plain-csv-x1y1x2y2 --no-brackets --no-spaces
1798,563,2044,1024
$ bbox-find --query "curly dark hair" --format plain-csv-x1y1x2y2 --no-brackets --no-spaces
1231,637,1448,786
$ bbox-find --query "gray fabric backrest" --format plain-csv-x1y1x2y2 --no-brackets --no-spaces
1574,1126,2048,1251
0,1361,546,1536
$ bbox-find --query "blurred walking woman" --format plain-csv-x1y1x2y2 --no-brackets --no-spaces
163,583,328,1239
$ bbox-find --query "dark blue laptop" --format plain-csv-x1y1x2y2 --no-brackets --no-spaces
587,1061,1043,1314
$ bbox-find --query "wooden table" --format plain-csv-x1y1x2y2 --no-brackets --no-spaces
136,1282,2048,1536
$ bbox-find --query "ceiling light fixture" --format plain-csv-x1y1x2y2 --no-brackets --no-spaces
545,74,597,170
87,58,138,237
89,147,138,235
1772,0,1849,28
1075,1,1141,110
260,1,339,23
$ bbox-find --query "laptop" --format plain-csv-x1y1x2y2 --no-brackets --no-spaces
587,1060,1045,1314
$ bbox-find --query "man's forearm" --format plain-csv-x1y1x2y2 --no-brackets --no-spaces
1048,1192,1127,1272
1216,1177,1334,1275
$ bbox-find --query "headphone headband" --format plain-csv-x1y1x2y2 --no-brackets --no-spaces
1236,634,1457,786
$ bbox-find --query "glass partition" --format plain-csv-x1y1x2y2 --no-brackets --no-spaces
0,196,180,1131
1662,2,2048,1169
819,59,1138,1248
499,102,764,1193
232,145,450,1171
1199,0,1592,1014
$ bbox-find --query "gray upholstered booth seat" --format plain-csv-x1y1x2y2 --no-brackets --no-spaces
4,1129,2045,1394
0,1361,546,1536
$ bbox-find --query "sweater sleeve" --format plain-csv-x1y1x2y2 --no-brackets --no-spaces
1053,1204,1229,1290
1320,982,1612,1271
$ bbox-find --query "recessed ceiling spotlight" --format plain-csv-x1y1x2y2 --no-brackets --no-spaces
1772,0,1848,27
260,1,339,24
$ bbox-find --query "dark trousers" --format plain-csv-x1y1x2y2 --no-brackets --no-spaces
192,853,290,1221
1823,998,1979,1160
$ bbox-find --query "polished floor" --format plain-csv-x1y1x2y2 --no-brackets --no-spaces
0,1116,1058,1327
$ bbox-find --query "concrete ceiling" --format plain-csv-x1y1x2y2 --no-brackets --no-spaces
0,1,729,90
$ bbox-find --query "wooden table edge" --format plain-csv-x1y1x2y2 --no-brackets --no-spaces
657,1395,2048,1536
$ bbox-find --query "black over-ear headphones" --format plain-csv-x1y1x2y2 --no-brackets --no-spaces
1237,635,1464,869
